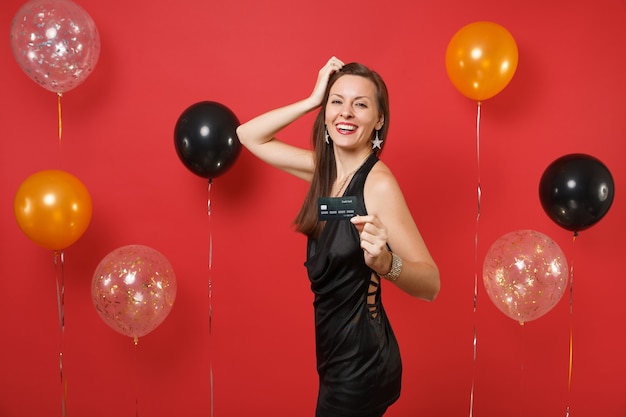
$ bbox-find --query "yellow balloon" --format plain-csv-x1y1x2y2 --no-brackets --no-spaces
14,169,92,250
445,21,519,101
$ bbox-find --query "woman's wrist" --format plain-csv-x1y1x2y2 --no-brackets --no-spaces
380,252,402,281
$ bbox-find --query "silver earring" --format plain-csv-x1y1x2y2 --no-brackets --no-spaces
325,127,330,144
372,130,383,150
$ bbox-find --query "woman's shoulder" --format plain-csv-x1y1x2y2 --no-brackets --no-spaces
363,160,409,220
366,160,402,196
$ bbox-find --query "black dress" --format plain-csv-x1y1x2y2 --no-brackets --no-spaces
305,153,402,417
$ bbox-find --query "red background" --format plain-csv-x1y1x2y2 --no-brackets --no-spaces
1,0,625,415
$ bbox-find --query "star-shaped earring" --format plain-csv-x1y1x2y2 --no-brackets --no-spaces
371,130,383,150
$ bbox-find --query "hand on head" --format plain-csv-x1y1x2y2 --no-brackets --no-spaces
309,56,345,107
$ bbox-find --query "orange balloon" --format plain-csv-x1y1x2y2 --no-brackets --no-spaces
14,169,92,250
445,21,519,101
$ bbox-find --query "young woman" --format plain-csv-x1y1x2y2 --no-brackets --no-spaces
237,57,440,417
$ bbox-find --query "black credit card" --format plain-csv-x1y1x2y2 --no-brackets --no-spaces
318,196,357,221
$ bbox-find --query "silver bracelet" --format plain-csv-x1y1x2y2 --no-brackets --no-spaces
380,252,402,281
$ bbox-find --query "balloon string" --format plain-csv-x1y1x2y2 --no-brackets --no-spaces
469,100,481,417
566,232,577,416
519,322,525,417
57,93,63,144
133,337,140,417
208,178,213,335
207,178,214,417
475,101,482,302
54,250,67,417
468,326,476,417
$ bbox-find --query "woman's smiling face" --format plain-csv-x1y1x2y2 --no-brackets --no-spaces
325,74,384,150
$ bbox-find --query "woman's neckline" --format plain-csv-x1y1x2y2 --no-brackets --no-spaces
332,152,373,197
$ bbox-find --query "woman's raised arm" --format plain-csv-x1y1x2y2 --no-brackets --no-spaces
236,57,344,181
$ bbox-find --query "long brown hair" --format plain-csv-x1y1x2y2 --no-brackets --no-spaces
294,62,390,238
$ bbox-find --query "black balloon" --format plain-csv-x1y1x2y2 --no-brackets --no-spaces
174,101,241,179
539,153,614,232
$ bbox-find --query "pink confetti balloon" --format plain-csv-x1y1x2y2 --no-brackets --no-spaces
10,0,100,93
92,245,177,340
483,230,568,324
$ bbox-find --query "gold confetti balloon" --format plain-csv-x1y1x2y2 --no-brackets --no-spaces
483,230,568,324
92,245,177,340
10,0,101,94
